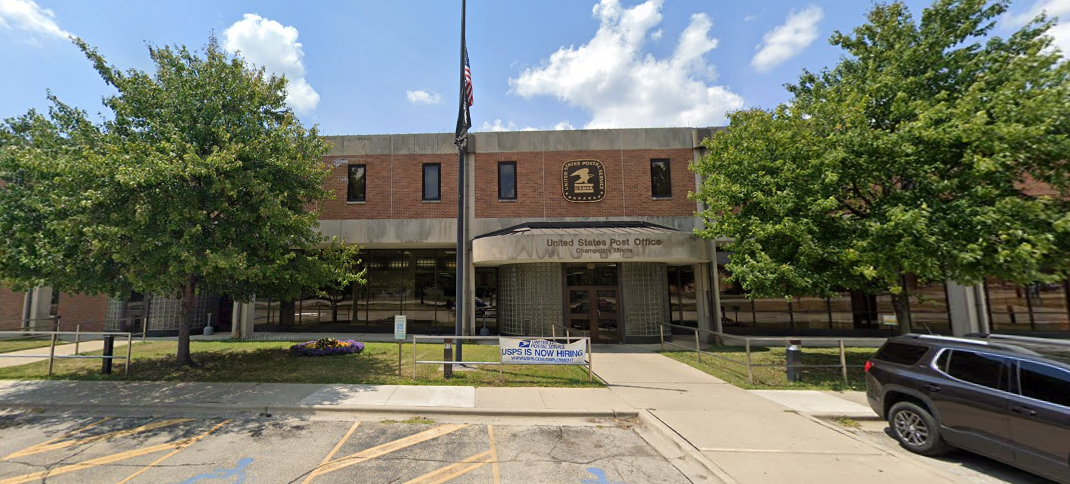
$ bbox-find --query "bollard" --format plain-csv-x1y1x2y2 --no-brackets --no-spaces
785,339,802,382
443,338,453,379
102,335,115,375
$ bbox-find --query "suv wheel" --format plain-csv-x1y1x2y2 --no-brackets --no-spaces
889,401,948,456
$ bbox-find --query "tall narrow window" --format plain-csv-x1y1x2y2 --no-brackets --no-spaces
651,159,671,198
347,164,366,202
498,161,516,200
423,163,441,201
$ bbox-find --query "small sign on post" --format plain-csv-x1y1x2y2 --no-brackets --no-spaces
394,315,407,340
881,315,898,326
395,316,406,376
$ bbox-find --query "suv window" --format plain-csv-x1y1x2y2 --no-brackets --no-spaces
873,342,929,366
1019,361,1070,408
946,350,1007,390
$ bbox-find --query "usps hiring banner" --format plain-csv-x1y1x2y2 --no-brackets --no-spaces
499,337,587,365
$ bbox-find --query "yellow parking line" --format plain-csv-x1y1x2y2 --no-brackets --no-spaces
4,417,113,458
315,421,360,469
0,420,229,484
304,424,469,482
114,447,186,484
2,418,193,461
401,450,493,484
488,425,501,484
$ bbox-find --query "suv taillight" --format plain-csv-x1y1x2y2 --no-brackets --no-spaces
864,360,873,373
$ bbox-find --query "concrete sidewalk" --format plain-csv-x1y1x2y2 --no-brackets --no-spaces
0,344,971,484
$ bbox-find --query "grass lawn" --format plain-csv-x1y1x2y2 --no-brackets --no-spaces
661,345,879,391
0,340,600,388
0,338,55,354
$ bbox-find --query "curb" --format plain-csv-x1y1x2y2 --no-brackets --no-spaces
634,410,738,484
806,412,883,421
0,401,639,419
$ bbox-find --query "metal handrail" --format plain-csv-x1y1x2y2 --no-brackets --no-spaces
0,330,134,377
656,323,869,386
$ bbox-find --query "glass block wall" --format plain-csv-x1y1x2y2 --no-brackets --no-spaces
497,263,563,335
106,294,215,332
621,262,669,337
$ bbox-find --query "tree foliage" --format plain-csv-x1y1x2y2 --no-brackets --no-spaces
0,37,365,364
693,0,1070,333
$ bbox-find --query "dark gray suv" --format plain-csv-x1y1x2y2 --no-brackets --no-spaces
865,334,1070,484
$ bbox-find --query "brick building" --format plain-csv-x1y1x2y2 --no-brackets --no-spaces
4,127,1068,339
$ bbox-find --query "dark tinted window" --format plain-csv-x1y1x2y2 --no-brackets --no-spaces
423,164,440,201
873,342,929,365
498,161,516,200
947,350,1007,390
934,350,950,372
651,159,671,198
1019,361,1070,407
347,164,366,202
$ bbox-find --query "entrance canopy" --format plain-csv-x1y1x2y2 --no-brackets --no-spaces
471,222,710,266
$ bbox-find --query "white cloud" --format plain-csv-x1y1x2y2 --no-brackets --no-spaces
751,5,824,73
509,0,743,129
554,121,574,130
406,90,442,105
1007,0,1070,56
0,0,70,43
480,119,517,132
223,14,319,115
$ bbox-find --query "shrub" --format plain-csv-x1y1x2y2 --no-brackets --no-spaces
289,338,364,357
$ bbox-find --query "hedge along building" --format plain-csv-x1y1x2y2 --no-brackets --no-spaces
4,127,1067,338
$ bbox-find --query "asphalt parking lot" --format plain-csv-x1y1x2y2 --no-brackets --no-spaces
0,411,689,484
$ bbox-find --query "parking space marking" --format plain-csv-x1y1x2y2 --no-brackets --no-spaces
402,450,493,484
302,424,469,483
313,421,360,470
487,425,500,484
0,420,229,484
2,418,193,461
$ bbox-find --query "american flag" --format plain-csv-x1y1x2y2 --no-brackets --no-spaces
455,42,473,149
464,46,474,107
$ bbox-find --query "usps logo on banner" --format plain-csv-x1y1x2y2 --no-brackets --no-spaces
500,337,586,365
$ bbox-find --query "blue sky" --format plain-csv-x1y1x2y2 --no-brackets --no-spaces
0,0,1066,135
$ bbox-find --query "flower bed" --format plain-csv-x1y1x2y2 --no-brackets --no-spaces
289,338,365,357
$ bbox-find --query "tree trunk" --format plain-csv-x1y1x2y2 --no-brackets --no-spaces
176,274,197,366
890,289,912,336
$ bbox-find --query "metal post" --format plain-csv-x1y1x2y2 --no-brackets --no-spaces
745,337,753,385
497,338,503,382
694,328,701,364
659,324,664,351
412,336,417,380
552,325,556,339
397,341,402,377
47,333,58,377
839,339,848,385
444,338,453,379
125,332,133,376
587,337,593,383
101,335,115,375
75,323,81,354
453,0,469,365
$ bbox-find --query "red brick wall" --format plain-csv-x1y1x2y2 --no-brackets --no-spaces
56,292,109,331
1,287,26,329
318,154,458,220
474,148,696,219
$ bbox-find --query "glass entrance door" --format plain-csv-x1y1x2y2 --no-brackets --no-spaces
567,287,620,343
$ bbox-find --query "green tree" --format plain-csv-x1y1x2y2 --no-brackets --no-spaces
0,37,364,364
693,0,1070,334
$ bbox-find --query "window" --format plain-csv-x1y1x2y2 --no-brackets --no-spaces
423,163,441,201
1019,361,1070,407
650,159,671,198
347,164,366,202
498,161,516,200
873,342,929,366
946,350,1008,390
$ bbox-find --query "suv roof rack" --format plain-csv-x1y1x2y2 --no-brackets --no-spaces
973,334,1070,348
909,334,991,346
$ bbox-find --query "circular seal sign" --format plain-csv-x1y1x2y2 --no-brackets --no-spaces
561,160,606,202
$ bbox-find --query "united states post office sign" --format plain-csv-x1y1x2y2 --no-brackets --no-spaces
561,160,606,203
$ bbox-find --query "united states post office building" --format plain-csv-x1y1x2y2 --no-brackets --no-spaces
4,127,1068,340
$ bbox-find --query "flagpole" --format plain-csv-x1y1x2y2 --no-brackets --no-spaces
454,0,467,364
